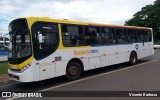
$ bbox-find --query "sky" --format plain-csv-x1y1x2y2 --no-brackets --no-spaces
0,0,156,36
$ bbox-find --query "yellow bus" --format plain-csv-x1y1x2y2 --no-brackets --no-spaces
4,17,154,82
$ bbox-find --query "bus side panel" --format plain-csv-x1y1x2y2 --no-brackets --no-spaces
31,61,40,81
55,61,68,77
39,63,56,80
107,45,131,65
81,58,90,71
144,42,154,57
89,57,101,69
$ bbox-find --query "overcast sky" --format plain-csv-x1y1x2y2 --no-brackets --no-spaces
0,0,156,36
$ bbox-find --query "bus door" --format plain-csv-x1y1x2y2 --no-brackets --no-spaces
31,22,59,80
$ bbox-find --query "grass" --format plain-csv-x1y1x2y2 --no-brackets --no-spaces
0,62,8,74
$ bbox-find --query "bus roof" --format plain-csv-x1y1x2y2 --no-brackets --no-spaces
22,17,152,30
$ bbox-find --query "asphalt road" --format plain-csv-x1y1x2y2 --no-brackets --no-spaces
1,50,160,100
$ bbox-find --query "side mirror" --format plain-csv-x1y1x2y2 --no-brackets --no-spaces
37,31,45,49
3,34,9,48
38,31,43,43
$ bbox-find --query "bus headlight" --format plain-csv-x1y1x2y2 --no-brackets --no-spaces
20,65,30,73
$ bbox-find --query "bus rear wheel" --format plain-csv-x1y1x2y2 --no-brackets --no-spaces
129,52,137,65
66,61,82,81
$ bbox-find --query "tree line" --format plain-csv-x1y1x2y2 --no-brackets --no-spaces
125,0,160,43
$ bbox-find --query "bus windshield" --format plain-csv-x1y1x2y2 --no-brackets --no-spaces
8,19,32,64
9,29,31,58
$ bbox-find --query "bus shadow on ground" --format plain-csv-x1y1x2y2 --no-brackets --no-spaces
12,60,151,91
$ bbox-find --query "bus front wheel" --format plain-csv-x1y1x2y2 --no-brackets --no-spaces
66,61,82,81
129,52,137,65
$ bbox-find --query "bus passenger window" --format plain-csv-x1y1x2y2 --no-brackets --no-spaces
137,30,140,42
138,30,144,42
145,30,152,42
84,27,101,45
128,30,137,43
116,29,128,44
62,25,84,46
102,28,116,44
137,30,144,42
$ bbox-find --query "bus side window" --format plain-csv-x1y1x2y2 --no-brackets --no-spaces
102,28,116,44
62,25,84,46
84,27,101,45
141,30,145,42
137,30,140,42
145,30,152,42
128,29,137,43
144,30,147,42
148,30,152,42
137,30,144,42
116,28,128,44
96,27,101,44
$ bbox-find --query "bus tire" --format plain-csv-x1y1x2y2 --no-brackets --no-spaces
66,61,82,81
129,52,137,65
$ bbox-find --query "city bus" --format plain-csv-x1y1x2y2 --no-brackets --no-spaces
4,17,154,82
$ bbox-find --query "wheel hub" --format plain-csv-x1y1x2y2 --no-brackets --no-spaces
69,66,78,75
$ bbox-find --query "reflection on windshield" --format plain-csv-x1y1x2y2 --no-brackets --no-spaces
8,29,31,58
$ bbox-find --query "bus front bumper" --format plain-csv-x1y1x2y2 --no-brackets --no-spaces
8,68,34,82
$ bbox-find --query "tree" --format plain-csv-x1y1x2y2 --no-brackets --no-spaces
125,0,160,43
